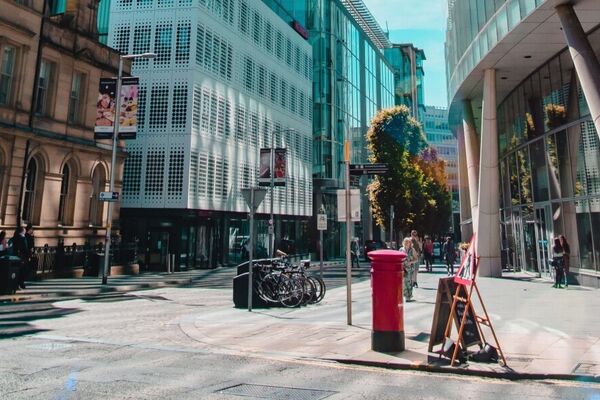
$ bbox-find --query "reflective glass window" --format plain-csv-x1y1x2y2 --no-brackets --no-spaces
575,199,594,269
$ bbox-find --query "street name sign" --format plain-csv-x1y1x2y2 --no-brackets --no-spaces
99,191,119,202
349,163,389,176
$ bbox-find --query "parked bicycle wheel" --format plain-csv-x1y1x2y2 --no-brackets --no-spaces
278,276,304,307
307,275,326,304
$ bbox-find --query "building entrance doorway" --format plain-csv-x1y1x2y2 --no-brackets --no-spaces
147,230,171,271
534,204,553,277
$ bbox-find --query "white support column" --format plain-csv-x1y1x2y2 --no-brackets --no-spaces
477,69,502,278
462,99,480,233
456,125,472,240
556,4,600,139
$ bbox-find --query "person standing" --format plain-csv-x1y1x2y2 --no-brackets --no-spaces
11,227,29,289
0,230,8,255
551,237,565,289
423,236,434,272
442,236,457,276
559,235,570,287
410,230,422,287
400,237,417,302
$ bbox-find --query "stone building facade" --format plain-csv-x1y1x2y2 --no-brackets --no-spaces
0,0,128,246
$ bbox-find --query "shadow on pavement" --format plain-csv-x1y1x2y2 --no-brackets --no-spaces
0,301,81,339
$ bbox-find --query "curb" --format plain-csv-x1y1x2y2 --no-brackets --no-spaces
329,358,600,383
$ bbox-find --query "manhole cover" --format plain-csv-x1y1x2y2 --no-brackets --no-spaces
217,384,337,400
572,363,600,376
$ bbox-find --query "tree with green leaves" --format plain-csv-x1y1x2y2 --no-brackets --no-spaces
366,105,451,239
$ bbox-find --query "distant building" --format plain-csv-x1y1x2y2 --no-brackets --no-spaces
0,0,126,246
109,0,313,268
263,0,395,257
422,106,459,238
384,44,426,122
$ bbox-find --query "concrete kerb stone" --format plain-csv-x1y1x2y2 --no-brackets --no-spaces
328,357,600,383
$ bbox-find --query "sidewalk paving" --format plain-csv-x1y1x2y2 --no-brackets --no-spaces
170,268,600,382
3,262,600,382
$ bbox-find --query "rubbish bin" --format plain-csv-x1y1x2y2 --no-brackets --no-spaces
0,256,21,295
369,249,407,352
232,272,272,308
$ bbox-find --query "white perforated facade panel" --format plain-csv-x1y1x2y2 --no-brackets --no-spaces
109,0,313,216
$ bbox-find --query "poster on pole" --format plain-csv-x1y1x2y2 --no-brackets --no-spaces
336,189,361,222
94,77,139,140
258,148,271,186
273,148,286,186
94,78,116,139
117,77,139,139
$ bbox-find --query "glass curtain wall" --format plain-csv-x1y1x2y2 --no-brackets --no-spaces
498,28,600,274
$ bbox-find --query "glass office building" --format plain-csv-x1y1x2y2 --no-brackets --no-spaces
264,0,394,258
447,0,600,287
384,44,426,122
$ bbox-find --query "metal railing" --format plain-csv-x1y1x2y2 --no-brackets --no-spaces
32,241,138,276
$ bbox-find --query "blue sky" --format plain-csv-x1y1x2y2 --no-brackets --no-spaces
362,0,448,108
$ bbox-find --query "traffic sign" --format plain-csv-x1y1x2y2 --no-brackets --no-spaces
99,191,119,202
349,163,389,176
241,187,267,212
317,214,327,231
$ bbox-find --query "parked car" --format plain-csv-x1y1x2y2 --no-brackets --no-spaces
363,240,387,261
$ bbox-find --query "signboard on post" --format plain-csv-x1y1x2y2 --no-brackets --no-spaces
94,77,139,140
99,191,119,202
349,163,389,176
336,189,361,222
259,148,287,187
317,214,327,231
241,188,267,212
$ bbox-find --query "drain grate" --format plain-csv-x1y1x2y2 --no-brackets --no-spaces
217,384,337,400
572,363,600,376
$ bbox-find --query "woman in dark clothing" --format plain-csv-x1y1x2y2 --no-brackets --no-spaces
12,227,29,289
551,237,564,289
559,235,570,287
442,236,456,276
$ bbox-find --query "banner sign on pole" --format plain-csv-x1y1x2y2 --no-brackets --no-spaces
273,148,286,186
94,77,139,140
336,189,361,222
95,78,116,139
117,77,139,139
258,148,271,186
455,234,478,286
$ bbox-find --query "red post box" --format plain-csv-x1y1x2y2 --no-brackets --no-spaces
369,249,407,352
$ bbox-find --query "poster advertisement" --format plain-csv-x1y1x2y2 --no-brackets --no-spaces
455,234,478,286
94,78,116,139
258,148,271,186
94,77,139,140
258,148,287,187
273,148,286,186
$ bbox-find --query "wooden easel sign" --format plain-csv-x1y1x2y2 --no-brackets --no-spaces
433,234,508,367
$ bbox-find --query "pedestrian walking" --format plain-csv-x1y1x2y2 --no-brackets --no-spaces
442,236,456,276
551,237,565,289
423,235,434,272
559,235,570,287
400,237,418,302
410,230,422,287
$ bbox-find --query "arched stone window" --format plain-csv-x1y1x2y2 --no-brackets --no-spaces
89,164,106,226
58,160,78,225
22,156,45,225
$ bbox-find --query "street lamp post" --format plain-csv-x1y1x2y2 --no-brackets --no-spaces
102,52,156,285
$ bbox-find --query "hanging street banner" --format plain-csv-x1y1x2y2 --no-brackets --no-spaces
94,77,139,140
259,148,287,187
349,163,389,176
